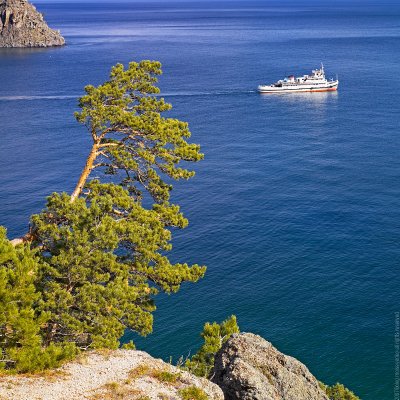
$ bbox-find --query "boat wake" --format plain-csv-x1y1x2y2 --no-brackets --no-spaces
0,95,78,101
161,89,256,97
0,90,256,102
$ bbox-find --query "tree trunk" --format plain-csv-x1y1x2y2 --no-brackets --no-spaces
70,142,99,203
10,142,99,246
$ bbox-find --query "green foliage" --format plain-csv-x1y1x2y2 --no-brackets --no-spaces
129,364,150,379
153,370,179,384
321,382,360,400
1,60,205,372
30,61,204,353
121,340,135,350
0,227,76,373
74,60,203,204
178,386,208,400
185,315,239,378
32,182,205,350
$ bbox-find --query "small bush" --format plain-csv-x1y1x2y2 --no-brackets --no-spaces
121,341,135,350
321,382,360,400
184,315,239,378
153,370,179,384
9,342,77,373
129,364,150,379
179,386,208,400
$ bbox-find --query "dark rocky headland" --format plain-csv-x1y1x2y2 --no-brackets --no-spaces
0,0,64,47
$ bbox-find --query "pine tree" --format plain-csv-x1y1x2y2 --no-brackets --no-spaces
1,60,205,370
185,315,240,377
30,60,206,350
0,227,75,372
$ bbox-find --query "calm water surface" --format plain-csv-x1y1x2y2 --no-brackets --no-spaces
1,2,399,398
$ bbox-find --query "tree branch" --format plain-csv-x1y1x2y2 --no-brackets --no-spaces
9,231,35,247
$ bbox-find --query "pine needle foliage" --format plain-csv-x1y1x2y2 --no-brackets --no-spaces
320,382,360,400
72,60,203,203
32,183,205,349
31,60,206,350
184,315,239,378
1,60,205,371
0,227,76,372
178,386,209,400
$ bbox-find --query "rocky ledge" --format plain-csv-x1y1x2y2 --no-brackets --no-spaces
0,0,64,47
0,350,224,400
0,334,342,400
212,333,329,400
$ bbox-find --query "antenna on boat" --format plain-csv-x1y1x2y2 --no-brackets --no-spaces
321,62,324,73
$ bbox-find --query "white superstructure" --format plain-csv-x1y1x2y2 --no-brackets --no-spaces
258,64,339,94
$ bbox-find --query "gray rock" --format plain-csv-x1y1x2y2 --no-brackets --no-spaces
212,333,329,400
0,0,64,47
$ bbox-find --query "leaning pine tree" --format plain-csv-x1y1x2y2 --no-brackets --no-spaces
1,61,205,371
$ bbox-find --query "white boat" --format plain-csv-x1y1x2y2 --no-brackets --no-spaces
258,64,339,94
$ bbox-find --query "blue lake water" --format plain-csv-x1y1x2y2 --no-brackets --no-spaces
1,1,399,398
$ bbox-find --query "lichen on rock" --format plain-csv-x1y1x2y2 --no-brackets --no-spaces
0,0,64,47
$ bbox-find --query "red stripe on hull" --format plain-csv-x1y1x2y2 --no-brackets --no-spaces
310,88,337,92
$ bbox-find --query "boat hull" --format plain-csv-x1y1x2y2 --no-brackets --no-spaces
258,81,339,94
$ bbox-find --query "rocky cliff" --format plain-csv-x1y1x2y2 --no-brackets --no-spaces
0,335,344,400
212,333,329,400
0,0,64,47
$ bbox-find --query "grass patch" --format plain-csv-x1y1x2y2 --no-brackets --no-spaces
5,369,71,382
75,352,90,365
179,386,208,400
152,370,180,384
105,382,120,391
97,349,114,357
89,381,145,400
129,364,150,379
129,364,181,386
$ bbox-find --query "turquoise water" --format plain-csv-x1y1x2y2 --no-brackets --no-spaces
1,2,399,398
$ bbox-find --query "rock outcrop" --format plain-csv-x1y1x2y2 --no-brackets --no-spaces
212,333,329,400
0,350,224,400
0,0,64,47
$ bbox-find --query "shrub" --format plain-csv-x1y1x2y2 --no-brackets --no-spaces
178,386,208,400
322,382,360,400
0,227,77,373
184,315,239,378
153,370,179,384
